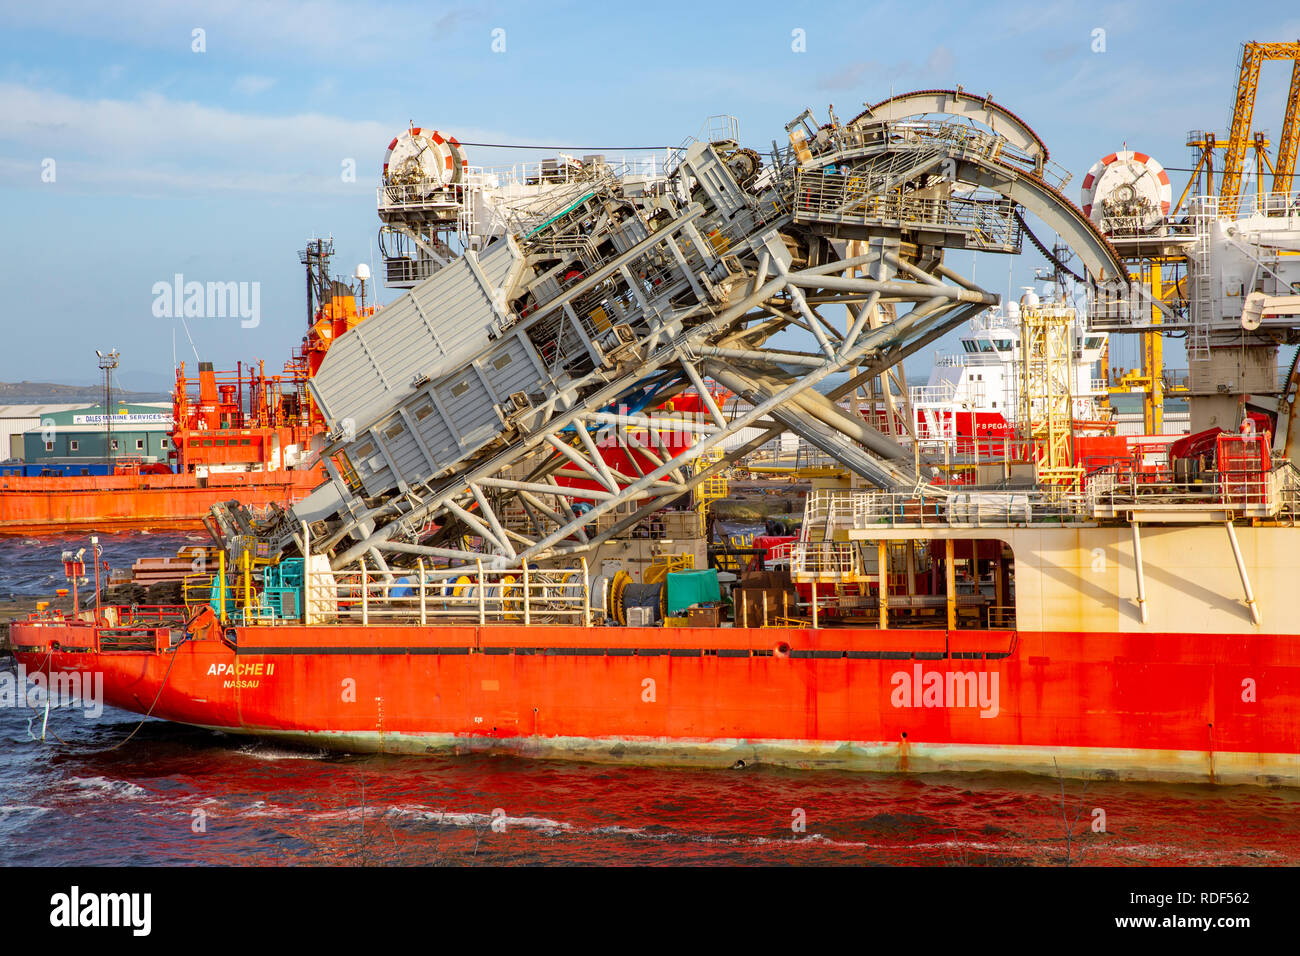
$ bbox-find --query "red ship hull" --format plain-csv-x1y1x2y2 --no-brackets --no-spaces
0,470,321,534
11,619,1297,785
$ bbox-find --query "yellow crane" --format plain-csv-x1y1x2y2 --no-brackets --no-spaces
1219,41,1300,216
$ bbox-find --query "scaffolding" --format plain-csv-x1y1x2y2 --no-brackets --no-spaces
693,444,728,538
1019,305,1082,486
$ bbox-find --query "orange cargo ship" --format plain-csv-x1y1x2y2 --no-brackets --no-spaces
0,469,321,535
0,244,369,534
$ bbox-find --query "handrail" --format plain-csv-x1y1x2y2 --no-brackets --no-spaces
299,561,591,625
796,459,1299,531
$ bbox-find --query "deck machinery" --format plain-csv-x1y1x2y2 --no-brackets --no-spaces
210,94,1125,575
1088,43,1300,447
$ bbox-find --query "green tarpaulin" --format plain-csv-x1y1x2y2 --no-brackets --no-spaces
665,569,721,615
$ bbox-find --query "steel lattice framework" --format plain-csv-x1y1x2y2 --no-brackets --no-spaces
210,98,1124,572
1018,305,1082,486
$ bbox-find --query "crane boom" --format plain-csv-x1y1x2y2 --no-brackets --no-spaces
1220,42,1300,216
1275,57,1300,198
1220,44,1264,215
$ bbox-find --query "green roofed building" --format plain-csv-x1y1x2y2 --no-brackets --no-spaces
16,401,174,464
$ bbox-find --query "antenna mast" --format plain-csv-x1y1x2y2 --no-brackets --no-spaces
96,349,120,471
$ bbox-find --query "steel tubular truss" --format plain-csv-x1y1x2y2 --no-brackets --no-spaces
320,252,993,570
212,97,1119,572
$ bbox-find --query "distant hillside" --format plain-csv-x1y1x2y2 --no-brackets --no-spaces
0,381,169,405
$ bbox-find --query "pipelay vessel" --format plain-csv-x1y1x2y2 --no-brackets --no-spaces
13,80,1300,786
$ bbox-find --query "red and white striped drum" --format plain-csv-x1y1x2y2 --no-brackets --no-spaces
1080,150,1171,233
382,127,469,188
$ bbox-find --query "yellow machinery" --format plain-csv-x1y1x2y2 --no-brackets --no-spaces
1019,304,1083,487
1106,264,1167,434
644,552,695,585
1179,131,1273,215
693,445,728,538
181,543,281,623
1181,42,1300,217
1112,42,1299,434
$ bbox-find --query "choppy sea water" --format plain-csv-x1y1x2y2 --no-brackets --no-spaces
0,530,199,600
3,532,1298,867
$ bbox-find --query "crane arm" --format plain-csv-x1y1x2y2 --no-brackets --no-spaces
1220,44,1263,216
1275,57,1300,197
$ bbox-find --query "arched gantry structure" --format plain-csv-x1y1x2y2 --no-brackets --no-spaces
209,95,1124,571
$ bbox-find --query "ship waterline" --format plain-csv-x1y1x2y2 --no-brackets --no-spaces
13,622,1297,787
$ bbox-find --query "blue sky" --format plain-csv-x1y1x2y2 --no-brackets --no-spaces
1,0,1298,390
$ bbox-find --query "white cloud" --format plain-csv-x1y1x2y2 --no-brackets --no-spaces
0,154,351,198
0,82,514,196
816,61,882,91
0,81,391,160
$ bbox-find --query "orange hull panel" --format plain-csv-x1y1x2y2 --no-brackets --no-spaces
11,620,1299,785
0,471,321,533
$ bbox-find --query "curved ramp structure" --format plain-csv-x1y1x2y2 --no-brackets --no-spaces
850,88,1050,171
214,95,1126,571
957,160,1126,282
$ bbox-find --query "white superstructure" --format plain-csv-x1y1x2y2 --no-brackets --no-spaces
910,301,1109,447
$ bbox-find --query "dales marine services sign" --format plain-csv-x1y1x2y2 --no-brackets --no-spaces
72,413,173,426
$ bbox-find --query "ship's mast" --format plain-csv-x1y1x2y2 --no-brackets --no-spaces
299,238,335,330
